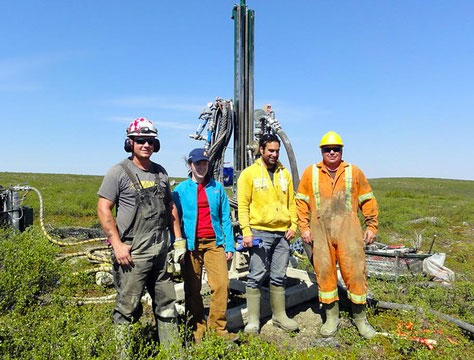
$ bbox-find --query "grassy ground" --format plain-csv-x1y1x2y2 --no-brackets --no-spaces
1,173,473,359
371,177,474,279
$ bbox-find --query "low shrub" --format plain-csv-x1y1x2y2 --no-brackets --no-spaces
0,227,63,313
0,302,116,359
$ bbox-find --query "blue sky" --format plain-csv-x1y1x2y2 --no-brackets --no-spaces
1,0,473,180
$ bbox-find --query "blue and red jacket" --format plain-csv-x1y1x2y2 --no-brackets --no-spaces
173,178,235,252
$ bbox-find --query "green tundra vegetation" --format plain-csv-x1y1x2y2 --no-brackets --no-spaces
0,172,473,359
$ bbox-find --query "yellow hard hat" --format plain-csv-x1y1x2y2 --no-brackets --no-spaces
319,131,344,148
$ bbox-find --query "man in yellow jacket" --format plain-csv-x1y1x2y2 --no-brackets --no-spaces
238,133,299,334
296,131,378,339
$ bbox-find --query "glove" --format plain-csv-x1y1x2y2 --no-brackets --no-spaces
173,238,186,264
166,251,177,274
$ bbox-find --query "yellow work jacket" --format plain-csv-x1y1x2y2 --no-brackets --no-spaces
296,161,378,234
237,158,298,237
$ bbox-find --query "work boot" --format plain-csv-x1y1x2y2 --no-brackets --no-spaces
351,303,376,339
244,287,261,334
114,323,132,360
269,284,299,332
192,324,206,344
157,318,180,348
320,301,340,338
216,330,240,343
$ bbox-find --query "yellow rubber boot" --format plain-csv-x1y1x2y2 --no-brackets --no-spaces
320,301,340,337
352,303,376,339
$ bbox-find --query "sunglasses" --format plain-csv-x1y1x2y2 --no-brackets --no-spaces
133,137,155,145
322,146,342,153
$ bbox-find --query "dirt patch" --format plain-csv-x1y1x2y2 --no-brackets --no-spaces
201,285,341,350
257,300,325,350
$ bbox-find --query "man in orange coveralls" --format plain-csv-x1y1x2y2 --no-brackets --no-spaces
296,131,378,339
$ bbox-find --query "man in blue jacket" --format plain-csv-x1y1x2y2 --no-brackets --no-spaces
173,148,236,343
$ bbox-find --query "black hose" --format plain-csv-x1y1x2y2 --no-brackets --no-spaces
276,129,300,190
207,103,233,183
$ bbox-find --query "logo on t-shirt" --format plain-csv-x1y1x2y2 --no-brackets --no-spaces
129,180,155,190
253,178,269,189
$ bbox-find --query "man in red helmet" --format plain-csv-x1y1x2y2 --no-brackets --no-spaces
97,118,183,356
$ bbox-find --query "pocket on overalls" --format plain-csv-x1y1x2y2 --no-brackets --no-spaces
130,232,155,254
154,189,167,218
155,188,170,228
138,187,161,220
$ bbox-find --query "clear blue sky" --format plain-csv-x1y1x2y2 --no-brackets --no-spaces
1,0,473,180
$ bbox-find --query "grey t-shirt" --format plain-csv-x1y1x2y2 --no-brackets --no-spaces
267,165,276,183
97,158,172,237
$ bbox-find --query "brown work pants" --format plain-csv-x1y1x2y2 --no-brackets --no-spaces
312,212,368,304
183,238,229,341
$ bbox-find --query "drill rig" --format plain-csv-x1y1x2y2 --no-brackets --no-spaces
188,1,304,276
190,0,300,205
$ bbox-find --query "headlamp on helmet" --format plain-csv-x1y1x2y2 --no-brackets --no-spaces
124,117,160,153
126,117,158,138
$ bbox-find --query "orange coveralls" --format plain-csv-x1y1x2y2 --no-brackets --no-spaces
296,161,378,304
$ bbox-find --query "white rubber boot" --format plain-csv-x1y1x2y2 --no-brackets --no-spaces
320,301,340,337
352,303,376,339
244,287,261,334
269,285,299,332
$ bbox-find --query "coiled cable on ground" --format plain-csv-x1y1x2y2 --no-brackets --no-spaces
14,185,116,304
69,293,117,305
17,185,106,246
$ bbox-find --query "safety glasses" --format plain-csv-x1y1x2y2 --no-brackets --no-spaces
133,137,155,145
322,146,342,153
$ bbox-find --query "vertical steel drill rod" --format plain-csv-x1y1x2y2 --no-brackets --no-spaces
233,1,255,175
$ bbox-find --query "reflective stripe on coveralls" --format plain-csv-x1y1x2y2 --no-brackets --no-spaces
295,193,310,203
310,164,353,212
347,291,366,304
312,164,320,209
311,163,368,304
358,192,375,205
344,165,352,212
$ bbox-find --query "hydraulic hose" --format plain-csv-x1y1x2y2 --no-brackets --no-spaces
276,129,300,190
73,264,113,276
207,100,233,183
11,185,116,304
199,100,236,208
69,293,117,305
253,110,300,190
14,185,106,246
